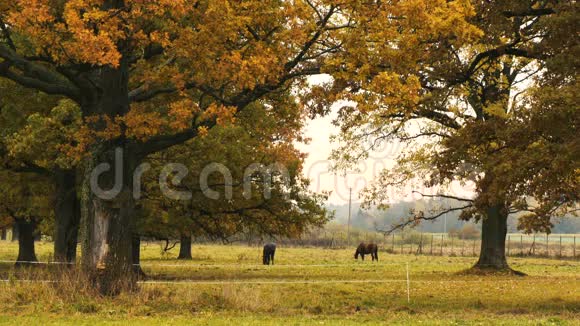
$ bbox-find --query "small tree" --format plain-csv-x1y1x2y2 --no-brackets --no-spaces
138,100,329,262
0,170,53,265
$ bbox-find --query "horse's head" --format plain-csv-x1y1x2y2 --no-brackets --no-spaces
354,249,359,260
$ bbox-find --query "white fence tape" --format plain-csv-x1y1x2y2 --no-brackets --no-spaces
0,278,538,285
1,260,577,268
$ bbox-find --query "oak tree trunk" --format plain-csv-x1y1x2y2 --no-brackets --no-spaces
474,204,509,270
80,144,137,295
15,218,37,266
11,223,19,242
178,235,192,260
54,169,81,263
79,60,137,295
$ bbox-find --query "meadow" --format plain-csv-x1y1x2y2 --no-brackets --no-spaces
0,241,578,325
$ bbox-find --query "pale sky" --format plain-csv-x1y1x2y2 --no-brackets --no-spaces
298,114,476,205
297,76,476,206
296,75,398,205
297,108,397,205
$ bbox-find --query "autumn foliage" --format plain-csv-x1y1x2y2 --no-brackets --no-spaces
0,0,577,290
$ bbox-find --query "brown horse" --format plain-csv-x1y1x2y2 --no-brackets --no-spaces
354,243,378,261
263,243,276,265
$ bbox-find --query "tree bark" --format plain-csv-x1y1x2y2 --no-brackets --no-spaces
79,59,138,295
11,223,19,242
15,218,37,266
474,204,509,270
80,144,137,295
54,169,81,263
178,235,192,260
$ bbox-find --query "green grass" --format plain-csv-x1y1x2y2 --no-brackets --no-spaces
0,241,579,325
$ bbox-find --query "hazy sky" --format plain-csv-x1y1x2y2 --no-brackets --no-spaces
296,75,399,205
297,76,476,205
297,108,398,205
296,106,476,206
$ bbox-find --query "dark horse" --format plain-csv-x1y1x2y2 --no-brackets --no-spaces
263,243,276,265
355,243,378,261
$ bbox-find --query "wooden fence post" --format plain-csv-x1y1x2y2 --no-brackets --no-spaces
450,236,454,255
546,234,549,256
532,233,536,255
400,235,404,255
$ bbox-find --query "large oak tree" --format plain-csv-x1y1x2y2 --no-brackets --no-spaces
328,1,578,270
0,0,356,293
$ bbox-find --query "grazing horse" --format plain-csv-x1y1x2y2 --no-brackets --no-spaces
354,243,378,261
263,243,276,265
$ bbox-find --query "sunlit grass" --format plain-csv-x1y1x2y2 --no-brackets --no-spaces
0,241,578,324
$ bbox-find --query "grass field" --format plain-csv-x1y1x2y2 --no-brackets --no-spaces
0,241,579,325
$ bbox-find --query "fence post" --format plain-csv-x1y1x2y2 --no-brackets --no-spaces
574,236,577,258
559,235,562,257
406,262,410,303
546,234,549,256
440,234,444,256
430,234,434,255
532,233,536,255
507,235,511,257
450,236,454,255
400,236,403,255
419,233,423,255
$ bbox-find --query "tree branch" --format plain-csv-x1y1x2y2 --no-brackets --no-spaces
128,85,177,103
414,107,462,130
377,204,473,235
411,191,474,203
0,44,81,101
502,8,555,17
0,18,16,51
